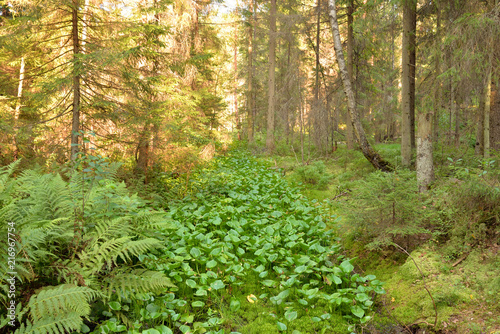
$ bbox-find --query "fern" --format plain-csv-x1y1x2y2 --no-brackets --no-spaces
12,284,101,334
106,269,175,299
27,285,100,321
14,312,83,334
0,159,176,331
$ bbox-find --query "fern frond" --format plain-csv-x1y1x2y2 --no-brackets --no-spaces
79,236,131,271
116,238,162,263
14,312,82,334
106,269,175,299
0,160,21,194
27,284,101,322
134,212,175,231
94,217,131,241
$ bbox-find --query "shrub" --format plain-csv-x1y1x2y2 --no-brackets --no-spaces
337,170,440,251
295,161,332,189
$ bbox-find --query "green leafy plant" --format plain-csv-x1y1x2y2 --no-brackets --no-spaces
0,153,174,334
295,161,332,189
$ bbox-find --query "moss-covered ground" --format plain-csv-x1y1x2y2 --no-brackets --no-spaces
267,144,500,334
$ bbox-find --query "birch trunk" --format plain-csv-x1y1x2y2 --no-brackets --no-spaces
327,0,392,172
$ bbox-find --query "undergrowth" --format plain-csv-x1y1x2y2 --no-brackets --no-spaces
1,150,385,334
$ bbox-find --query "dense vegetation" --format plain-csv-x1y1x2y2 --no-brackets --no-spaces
1,0,499,333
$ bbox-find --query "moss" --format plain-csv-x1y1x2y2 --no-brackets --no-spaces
398,249,442,280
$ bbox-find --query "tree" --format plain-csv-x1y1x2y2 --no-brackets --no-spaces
345,0,355,150
327,0,393,172
247,0,255,143
266,0,277,153
401,0,416,167
416,113,434,192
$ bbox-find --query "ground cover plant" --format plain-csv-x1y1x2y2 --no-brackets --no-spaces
92,152,385,333
0,151,385,334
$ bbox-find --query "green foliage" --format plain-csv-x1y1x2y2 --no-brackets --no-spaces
295,161,332,189
0,153,173,333
435,158,500,258
92,152,383,334
337,169,439,250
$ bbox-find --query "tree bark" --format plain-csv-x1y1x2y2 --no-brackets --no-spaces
247,0,254,143
345,0,355,149
328,0,393,172
14,57,25,159
266,0,277,153
433,0,441,144
484,71,491,158
475,86,485,156
71,1,81,161
401,0,416,167
417,113,434,193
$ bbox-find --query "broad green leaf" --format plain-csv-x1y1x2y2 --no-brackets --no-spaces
108,301,121,310
277,321,287,331
192,301,204,307
356,293,370,302
285,310,298,322
211,280,225,290
206,259,217,268
339,260,354,273
230,298,241,311
186,279,196,288
295,265,307,274
190,247,201,258
261,279,277,287
156,326,173,334
351,305,365,318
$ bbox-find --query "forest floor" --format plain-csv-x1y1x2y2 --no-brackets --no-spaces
268,143,500,334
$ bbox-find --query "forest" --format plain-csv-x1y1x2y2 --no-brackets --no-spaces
0,0,499,333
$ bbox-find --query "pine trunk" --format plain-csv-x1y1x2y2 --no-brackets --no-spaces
247,0,254,143
401,0,416,167
417,113,434,192
266,0,276,153
345,0,355,149
71,2,81,161
490,72,499,152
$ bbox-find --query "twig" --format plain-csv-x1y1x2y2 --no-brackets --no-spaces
392,243,438,328
452,253,469,267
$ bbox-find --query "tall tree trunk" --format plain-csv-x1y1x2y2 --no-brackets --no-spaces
234,15,239,139
401,0,416,167
476,87,485,156
345,0,355,149
71,1,81,161
13,57,25,159
449,82,456,145
417,113,434,192
266,0,277,153
247,0,254,143
433,0,441,144
490,70,500,152
328,0,393,172
484,71,491,158
136,124,150,175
